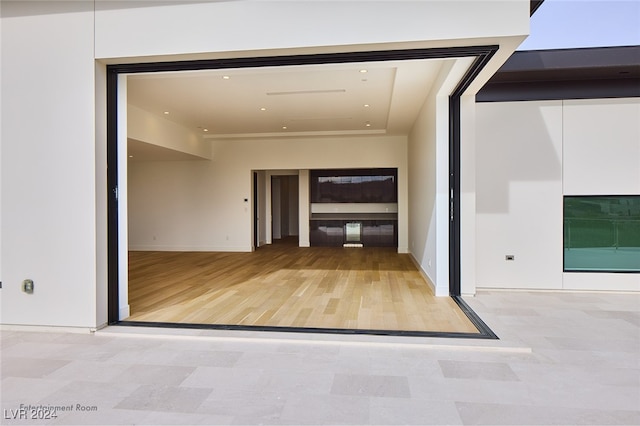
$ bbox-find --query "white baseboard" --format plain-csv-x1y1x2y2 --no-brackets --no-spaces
129,245,252,252
408,253,437,295
119,305,131,320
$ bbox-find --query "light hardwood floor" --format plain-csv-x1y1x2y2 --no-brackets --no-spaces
127,239,479,333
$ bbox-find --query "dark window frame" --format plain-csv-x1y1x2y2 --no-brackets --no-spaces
106,46,498,340
563,194,640,274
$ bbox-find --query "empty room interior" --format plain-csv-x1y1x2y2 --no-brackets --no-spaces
123,58,481,336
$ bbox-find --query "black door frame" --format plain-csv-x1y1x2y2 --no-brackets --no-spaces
107,45,498,325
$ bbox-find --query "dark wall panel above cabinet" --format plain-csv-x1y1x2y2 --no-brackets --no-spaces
310,168,398,203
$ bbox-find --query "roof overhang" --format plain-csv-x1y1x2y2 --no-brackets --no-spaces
477,46,640,102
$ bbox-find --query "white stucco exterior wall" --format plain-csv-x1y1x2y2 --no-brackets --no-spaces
1,2,98,327
94,1,529,61
1,0,530,328
476,98,640,292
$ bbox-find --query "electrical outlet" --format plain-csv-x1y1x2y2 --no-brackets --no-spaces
22,279,34,294
505,255,515,261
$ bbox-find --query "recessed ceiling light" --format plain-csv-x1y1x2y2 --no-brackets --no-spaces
365,122,371,127
203,128,209,132
364,104,370,108
129,155,134,158
359,69,368,73
163,111,169,115
260,107,267,111
222,75,230,80
282,126,287,130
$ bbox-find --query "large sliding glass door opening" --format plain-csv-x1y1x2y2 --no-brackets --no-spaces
108,47,499,338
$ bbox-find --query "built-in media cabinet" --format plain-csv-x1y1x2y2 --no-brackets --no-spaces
309,168,398,247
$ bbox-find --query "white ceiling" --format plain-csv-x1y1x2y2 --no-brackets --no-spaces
126,58,450,158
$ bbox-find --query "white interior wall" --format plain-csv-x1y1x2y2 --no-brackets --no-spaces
128,135,408,252
128,105,211,159
407,58,475,296
408,86,439,291
476,98,640,292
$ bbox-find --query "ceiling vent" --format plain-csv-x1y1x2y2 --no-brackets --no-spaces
266,89,346,96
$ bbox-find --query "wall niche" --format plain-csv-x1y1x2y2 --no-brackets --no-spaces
309,168,398,247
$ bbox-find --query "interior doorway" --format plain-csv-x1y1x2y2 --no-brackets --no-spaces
271,174,299,243
253,172,259,250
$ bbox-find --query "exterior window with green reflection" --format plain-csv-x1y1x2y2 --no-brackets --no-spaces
564,196,640,272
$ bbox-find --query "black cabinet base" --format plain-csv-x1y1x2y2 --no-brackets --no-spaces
309,220,397,247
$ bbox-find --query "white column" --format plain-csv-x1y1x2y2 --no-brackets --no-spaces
298,170,310,247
